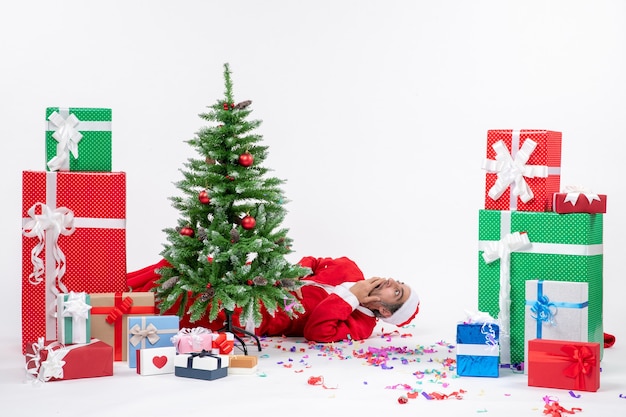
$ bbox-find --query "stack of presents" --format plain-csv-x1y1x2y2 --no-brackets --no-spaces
455,129,606,392
21,108,258,384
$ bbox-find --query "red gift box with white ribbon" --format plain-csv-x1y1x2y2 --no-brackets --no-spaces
483,129,562,212
553,186,607,214
21,171,127,354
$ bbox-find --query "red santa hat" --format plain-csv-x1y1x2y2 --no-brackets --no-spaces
381,288,420,327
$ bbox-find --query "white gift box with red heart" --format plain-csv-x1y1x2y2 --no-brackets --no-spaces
136,346,176,376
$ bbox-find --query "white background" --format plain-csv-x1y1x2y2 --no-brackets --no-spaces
1,0,624,395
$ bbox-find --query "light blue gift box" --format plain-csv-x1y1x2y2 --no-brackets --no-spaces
127,315,179,368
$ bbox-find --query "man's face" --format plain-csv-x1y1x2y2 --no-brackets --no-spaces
369,278,411,307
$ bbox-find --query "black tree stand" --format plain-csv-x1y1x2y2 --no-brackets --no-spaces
220,310,262,355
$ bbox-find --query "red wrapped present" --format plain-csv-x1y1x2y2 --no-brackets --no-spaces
527,339,600,392
90,292,156,361
25,338,113,383
21,171,127,353
553,186,607,214
212,332,235,354
483,129,561,212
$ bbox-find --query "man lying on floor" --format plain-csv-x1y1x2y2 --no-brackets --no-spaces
127,256,420,342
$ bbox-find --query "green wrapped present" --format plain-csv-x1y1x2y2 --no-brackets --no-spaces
45,107,112,172
477,209,603,366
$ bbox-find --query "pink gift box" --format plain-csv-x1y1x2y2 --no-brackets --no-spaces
171,327,213,354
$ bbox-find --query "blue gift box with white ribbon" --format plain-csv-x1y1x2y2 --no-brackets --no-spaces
524,279,588,372
456,323,500,377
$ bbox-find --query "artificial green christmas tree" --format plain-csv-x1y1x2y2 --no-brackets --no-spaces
154,63,309,348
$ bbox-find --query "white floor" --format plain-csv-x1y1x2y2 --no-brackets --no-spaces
1,321,623,417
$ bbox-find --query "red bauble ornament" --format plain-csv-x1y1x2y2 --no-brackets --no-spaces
223,102,234,110
238,152,254,167
247,280,254,286
207,256,213,263
241,215,256,230
180,226,194,237
198,190,210,204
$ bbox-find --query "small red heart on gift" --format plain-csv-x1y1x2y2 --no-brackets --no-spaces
152,356,168,369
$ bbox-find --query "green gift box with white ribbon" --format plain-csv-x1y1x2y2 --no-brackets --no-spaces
477,209,603,366
45,107,112,172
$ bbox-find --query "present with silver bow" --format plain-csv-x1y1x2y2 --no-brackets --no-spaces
171,327,213,354
21,170,127,354
56,291,91,344
524,280,589,373
127,315,179,368
456,312,500,377
45,107,112,172
553,185,607,214
482,129,561,212
25,337,113,383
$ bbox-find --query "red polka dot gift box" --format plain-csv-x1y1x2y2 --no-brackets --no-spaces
21,170,127,354
45,107,112,172
482,129,562,212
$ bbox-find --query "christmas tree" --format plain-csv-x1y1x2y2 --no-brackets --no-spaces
155,63,309,332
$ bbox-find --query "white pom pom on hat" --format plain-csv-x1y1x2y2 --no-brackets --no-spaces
381,287,420,327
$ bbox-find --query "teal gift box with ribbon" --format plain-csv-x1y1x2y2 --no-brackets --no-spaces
56,291,92,345
45,107,112,172
523,280,588,372
127,315,179,368
477,209,603,366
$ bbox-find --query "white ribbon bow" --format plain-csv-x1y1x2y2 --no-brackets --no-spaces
129,323,160,346
481,231,532,264
171,327,211,349
563,185,601,206
22,203,75,289
483,138,548,204
25,338,68,383
47,111,83,172
60,291,92,343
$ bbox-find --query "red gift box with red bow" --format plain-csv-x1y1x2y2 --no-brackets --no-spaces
527,339,600,392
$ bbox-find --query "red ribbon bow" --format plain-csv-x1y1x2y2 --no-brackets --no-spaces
105,296,134,324
561,344,596,390
543,401,582,416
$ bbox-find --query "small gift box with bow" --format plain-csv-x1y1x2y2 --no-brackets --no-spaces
45,107,112,172
527,339,600,392
127,315,179,368
228,355,258,375
171,327,213,354
482,129,562,212
456,312,500,377
136,346,176,376
25,338,113,383
90,292,156,361
524,280,589,373
57,291,92,344
174,350,229,381
211,332,235,354
553,186,607,214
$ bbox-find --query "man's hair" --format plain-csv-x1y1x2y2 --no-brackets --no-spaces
372,300,402,318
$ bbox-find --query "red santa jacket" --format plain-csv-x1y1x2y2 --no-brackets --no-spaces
127,256,377,342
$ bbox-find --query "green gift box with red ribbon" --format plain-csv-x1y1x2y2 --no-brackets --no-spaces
21,171,127,354
477,209,603,366
45,107,112,172
527,339,600,392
